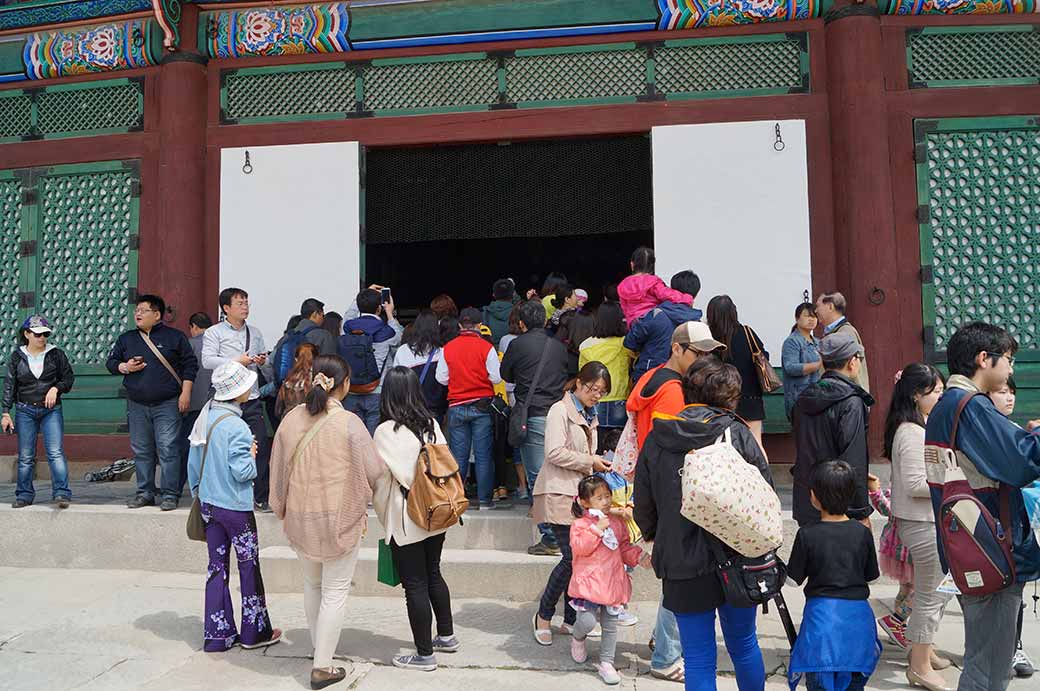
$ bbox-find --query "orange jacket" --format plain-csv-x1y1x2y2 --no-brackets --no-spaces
626,365,685,450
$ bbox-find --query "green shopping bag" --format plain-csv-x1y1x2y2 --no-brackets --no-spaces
377,539,400,587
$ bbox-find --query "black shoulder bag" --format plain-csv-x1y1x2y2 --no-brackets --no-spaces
507,336,553,447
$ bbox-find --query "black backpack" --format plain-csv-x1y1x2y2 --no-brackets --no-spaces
338,329,382,393
272,325,317,385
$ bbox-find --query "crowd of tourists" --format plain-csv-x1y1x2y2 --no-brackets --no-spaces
4,246,1040,691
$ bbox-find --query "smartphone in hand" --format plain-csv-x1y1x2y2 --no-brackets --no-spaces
380,287,392,304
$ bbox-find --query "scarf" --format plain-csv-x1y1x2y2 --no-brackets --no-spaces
188,400,242,446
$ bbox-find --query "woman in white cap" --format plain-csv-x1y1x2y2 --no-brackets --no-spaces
187,360,282,654
2,314,75,509
269,354,383,690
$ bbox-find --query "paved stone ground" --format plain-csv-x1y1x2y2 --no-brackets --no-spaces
2,566,1038,691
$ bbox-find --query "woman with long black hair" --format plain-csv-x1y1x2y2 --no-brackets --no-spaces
883,363,952,691
706,295,769,452
393,309,448,422
373,366,458,672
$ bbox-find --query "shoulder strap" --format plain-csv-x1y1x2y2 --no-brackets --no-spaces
287,407,345,482
244,325,250,354
140,331,183,386
193,412,237,493
519,336,553,414
419,349,437,385
949,392,981,450
743,325,761,357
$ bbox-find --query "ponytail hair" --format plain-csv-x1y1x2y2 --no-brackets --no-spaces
304,355,351,416
571,474,610,518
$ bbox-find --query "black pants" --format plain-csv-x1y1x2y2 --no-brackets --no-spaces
538,523,576,626
241,399,270,503
391,533,453,656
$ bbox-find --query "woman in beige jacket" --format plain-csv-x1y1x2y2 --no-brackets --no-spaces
372,366,457,672
882,363,951,691
532,361,612,646
269,355,383,690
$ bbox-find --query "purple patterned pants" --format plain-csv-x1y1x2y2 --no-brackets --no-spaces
202,502,275,652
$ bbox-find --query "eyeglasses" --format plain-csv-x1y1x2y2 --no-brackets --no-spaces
986,352,1015,367
581,382,608,397
134,307,159,315
29,332,49,338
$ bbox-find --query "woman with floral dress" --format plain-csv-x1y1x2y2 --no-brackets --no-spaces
188,360,282,654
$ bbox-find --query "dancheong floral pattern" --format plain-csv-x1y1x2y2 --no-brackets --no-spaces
884,0,1036,13
657,0,819,28
206,2,350,59
23,18,157,80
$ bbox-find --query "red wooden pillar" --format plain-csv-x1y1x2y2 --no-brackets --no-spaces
824,0,900,452
152,5,207,329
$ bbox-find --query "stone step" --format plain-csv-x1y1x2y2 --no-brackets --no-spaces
258,545,665,599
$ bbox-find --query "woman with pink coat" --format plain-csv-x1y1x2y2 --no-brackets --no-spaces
569,474,651,685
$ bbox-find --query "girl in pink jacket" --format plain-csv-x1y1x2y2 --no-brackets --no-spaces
569,475,650,685
617,247,694,327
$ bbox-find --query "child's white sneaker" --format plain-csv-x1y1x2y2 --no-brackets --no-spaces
597,662,621,685
571,637,587,663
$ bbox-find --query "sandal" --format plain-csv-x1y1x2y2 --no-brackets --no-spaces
241,628,282,650
650,659,685,683
532,613,552,646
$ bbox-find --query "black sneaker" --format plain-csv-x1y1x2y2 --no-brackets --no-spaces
1014,648,1035,678
160,498,178,511
254,501,272,513
127,496,155,509
527,540,561,557
55,497,70,509
11,499,30,509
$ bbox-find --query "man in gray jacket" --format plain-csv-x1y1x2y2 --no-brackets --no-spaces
178,312,213,496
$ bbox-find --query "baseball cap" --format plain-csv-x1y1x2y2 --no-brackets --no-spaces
22,315,52,335
459,307,483,326
672,321,725,353
818,332,864,362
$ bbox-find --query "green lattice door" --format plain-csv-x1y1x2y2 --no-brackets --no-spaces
0,161,140,433
915,117,1040,422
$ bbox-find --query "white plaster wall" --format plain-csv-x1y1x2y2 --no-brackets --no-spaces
219,142,360,342
652,120,812,364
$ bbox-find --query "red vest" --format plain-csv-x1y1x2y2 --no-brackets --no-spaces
442,331,495,404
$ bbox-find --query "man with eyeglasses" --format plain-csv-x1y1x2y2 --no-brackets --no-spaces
627,320,725,684
201,287,272,512
107,294,197,510
791,332,875,528
924,321,1040,690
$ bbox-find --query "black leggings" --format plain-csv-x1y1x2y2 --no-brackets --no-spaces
538,524,576,626
391,533,453,656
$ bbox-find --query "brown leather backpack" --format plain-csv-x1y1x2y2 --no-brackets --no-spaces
406,433,469,531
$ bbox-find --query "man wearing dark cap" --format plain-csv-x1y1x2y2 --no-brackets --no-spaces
436,307,502,510
792,332,876,527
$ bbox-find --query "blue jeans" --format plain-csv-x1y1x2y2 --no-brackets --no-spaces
344,392,380,436
446,403,494,505
595,400,628,428
128,398,183,501
179,409,202,497
806,673,867,691
14,403,69,503
518,415,555,546
675,604,765,691
652,600,684,670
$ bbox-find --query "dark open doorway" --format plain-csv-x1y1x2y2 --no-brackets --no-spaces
364,135,653,312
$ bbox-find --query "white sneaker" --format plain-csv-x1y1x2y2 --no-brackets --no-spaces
617,609,639,627
597,662,621,685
